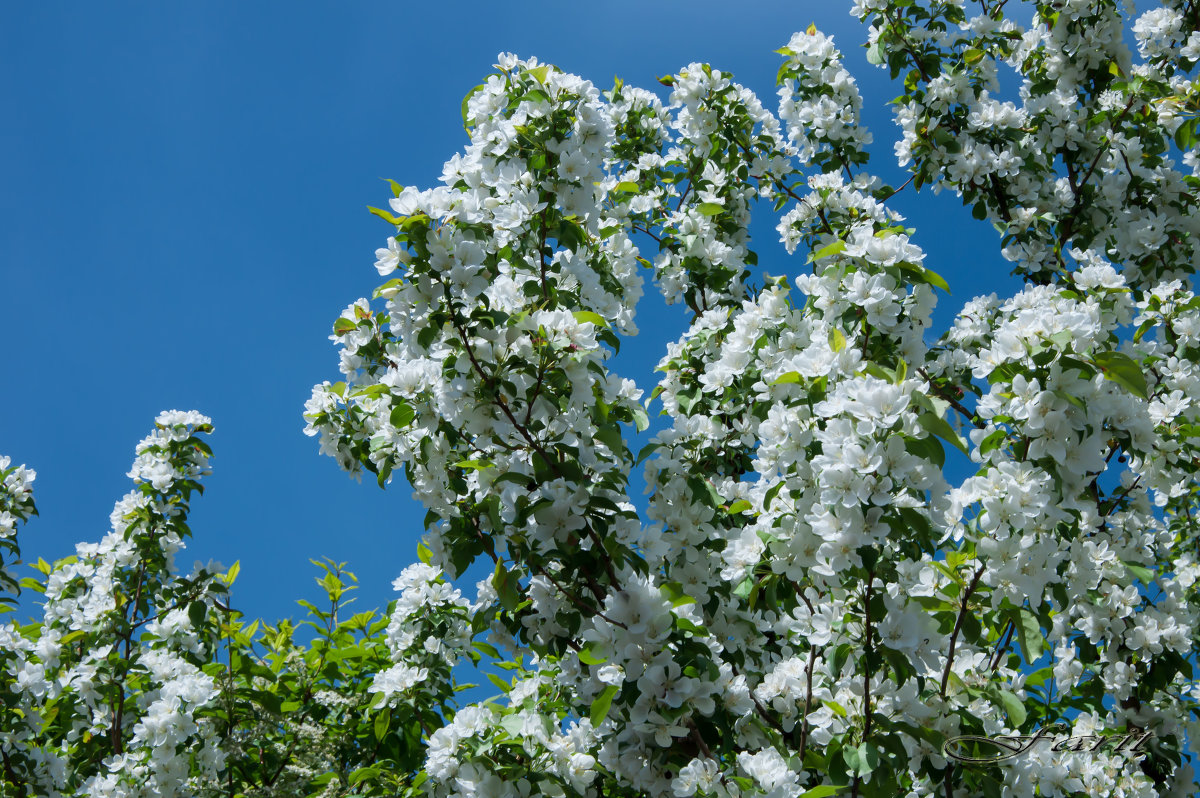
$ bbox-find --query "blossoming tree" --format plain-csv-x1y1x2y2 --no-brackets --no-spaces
5,0,1200,796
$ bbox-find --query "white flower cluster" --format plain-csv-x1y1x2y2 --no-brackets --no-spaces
291,4,1200,796
0,413,226,797
371,562,470,707
0,453,37,597
0,454,35,542
295,5,1200,788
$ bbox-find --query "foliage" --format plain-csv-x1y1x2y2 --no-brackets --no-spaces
6,1,1200,796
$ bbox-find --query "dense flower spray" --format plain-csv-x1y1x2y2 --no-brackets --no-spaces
4,2,1200,796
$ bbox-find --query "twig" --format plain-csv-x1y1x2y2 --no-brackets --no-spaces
941,564,986,699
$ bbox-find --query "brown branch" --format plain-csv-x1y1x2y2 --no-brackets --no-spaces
446,304,621,588
941,564,985,798
918,368,985,430
941,564,986,699
1,745,27,798
538,206,550,302
797,590,818,761
852,572,876,798
1103,476,1143,517
880,9,933,83
989,619,1015,672
688,721,714,760
879,174,916,205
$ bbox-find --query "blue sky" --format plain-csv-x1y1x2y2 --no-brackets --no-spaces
1,2,1017,625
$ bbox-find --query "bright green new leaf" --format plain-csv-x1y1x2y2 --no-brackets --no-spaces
578,647,607,666
573,310,607,328
771,371,802,386
727,499,753,514
1092,351,1149,399
591,684,619,727
812,240,846,261
800,787,844,798
367,206,402,225
828,328,847,352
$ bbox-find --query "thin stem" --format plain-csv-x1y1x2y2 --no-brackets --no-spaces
941,564,986,699
989,620,1014,672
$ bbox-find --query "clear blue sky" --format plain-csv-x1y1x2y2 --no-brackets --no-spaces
1,2,1015,625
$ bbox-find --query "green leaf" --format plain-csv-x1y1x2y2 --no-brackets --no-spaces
904,431,945,467
350,765,382,786
591,684,619,727
842,742,878,778
812,240,846,261
473,641,500,659
674,617,708,635
636,443,660,464
367,206,402,225
614,181,640,193
964,48,984,65
1092,351,1148,399
578,647,607,666
917,411,969,456
333,318,356,336
1012,608,1044,662
493,563,520,612
800,788,845,798
727,499,753,515
1133,318,1157,342
373,708,391,742
994,688,1027,728
697,202,724,216
771,371,802,386
1124,560,1155,585
866,41,885,65
856,742,880,776
842,745,860,774
390,401,415,428
573,310,607,328
1176,116,1200,150
1023,666,1055,688
899,262,951,293
461,84,484,127
828,328,847,353
831,642,852,675
919,265,950,293
454,459,493,470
